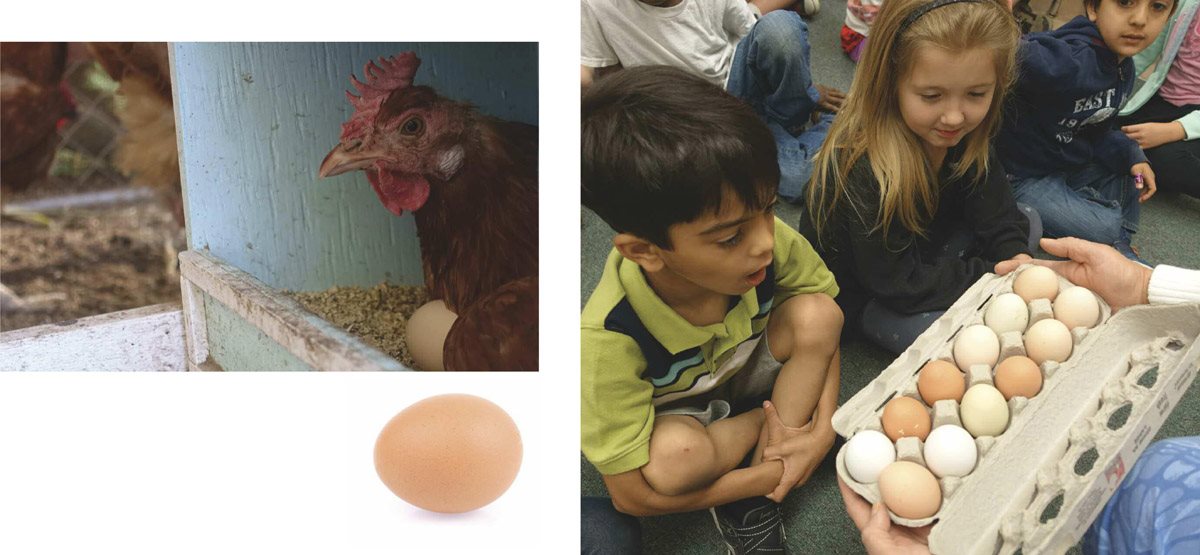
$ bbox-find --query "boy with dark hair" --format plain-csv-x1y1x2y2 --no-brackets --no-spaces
996,0,1177,263
581,66,843,554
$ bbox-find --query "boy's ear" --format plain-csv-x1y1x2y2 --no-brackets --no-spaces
613,233,665,273
1085,1,1097,22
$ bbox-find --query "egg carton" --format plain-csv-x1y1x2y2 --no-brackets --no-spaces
832,266,1200,554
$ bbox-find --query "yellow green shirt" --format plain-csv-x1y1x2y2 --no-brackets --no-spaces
580,217,838,475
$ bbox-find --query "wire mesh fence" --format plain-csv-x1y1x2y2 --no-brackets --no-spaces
48,53,129,194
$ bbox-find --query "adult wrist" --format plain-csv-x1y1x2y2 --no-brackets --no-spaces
1147,265,1200,305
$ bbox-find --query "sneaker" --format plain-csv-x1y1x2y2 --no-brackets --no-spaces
792,0,820,17
709,497,788,554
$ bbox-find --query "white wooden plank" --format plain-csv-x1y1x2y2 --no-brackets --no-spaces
0,304,185,372
181,277,210,367
178,249,407,372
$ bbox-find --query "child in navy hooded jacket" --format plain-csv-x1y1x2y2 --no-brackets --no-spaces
997,0,1174,262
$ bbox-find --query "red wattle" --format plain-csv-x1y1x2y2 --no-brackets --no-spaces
367,167,430,216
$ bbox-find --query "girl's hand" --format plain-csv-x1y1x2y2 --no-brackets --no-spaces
1121,121,1186,150
1131,162,1157,203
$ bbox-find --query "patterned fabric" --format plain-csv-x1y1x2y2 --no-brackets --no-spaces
1085,436,1200,555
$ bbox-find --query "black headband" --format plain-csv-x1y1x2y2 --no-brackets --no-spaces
898,0,985,32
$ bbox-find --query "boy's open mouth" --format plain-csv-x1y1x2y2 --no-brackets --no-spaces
746,264,769,286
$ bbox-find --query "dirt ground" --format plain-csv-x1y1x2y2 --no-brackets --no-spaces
1,184,182,332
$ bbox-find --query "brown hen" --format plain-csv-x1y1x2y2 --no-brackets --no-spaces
86,42,182,224
319,52,537,371
1,42,69,195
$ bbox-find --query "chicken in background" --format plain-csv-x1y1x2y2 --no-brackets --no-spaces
1,42,69,197
319,52,538,371
1,42,71,312
86,42,182,224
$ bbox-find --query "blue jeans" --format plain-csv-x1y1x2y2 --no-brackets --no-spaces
1010,163,1140,247
1084,437,1200,555
582,496,642,555
726,11,825,203
859,204,1042,354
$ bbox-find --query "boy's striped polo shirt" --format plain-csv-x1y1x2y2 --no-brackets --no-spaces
582,217,838,475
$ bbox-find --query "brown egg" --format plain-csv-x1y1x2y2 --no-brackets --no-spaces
994,356,1043,400
406,300,458,371
881,396,931,442
878,461,942,520
917,360,966,405
374,394,522,513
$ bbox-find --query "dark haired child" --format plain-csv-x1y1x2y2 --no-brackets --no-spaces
581,66,843,554
996,0,1177,263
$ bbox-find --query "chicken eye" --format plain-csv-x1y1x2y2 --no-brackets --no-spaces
400,116,425,136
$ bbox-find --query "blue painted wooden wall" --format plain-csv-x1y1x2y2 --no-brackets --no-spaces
172,42,538,291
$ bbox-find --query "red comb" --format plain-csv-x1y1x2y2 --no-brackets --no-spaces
339,52,421,140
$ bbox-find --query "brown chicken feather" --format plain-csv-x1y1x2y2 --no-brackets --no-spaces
320,53,538,371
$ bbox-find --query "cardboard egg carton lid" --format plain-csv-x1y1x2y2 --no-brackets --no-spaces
833,269,1200,554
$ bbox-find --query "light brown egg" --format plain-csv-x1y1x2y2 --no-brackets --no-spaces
994,356,1043,400
406,300,458,371
878,461,942,520
881,396,931,442
1024,318,1073,365
374,394,522,513
917,360,966,405
1013,266,1060,302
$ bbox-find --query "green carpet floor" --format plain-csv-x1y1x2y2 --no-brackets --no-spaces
579,6,1200,553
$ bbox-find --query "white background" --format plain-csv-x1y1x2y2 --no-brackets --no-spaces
0,1,582,553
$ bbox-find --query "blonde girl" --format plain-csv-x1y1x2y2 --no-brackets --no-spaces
798,0,1039,353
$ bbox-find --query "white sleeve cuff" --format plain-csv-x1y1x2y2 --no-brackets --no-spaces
1148,265,1200,305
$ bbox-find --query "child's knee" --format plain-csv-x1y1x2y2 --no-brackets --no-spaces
642,418,718,496
752,11,809,57
783,293,844,345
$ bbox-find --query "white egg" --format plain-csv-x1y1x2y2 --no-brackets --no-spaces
984,293,1030,335
1013,266,1060,302
960,384,1009,437
923,425,978,477
844,430,896,484
1054,286,1101,330
953,325,1000,371
1024,318,1073,365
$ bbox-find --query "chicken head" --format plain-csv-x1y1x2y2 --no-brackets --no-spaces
318,52,470,217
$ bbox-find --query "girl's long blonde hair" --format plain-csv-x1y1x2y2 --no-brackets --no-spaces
807,0,1019,243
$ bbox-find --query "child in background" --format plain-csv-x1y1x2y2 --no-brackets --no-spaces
1118,0,1199,199
842,0,884,62
798,0,1036,354
996,0,1176,263
582,66,843,554
580,0,845,202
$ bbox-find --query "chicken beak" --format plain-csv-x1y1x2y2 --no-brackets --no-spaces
318,143,383,178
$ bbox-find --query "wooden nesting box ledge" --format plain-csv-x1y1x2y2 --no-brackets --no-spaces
0,304,185,372
179,249,409,371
